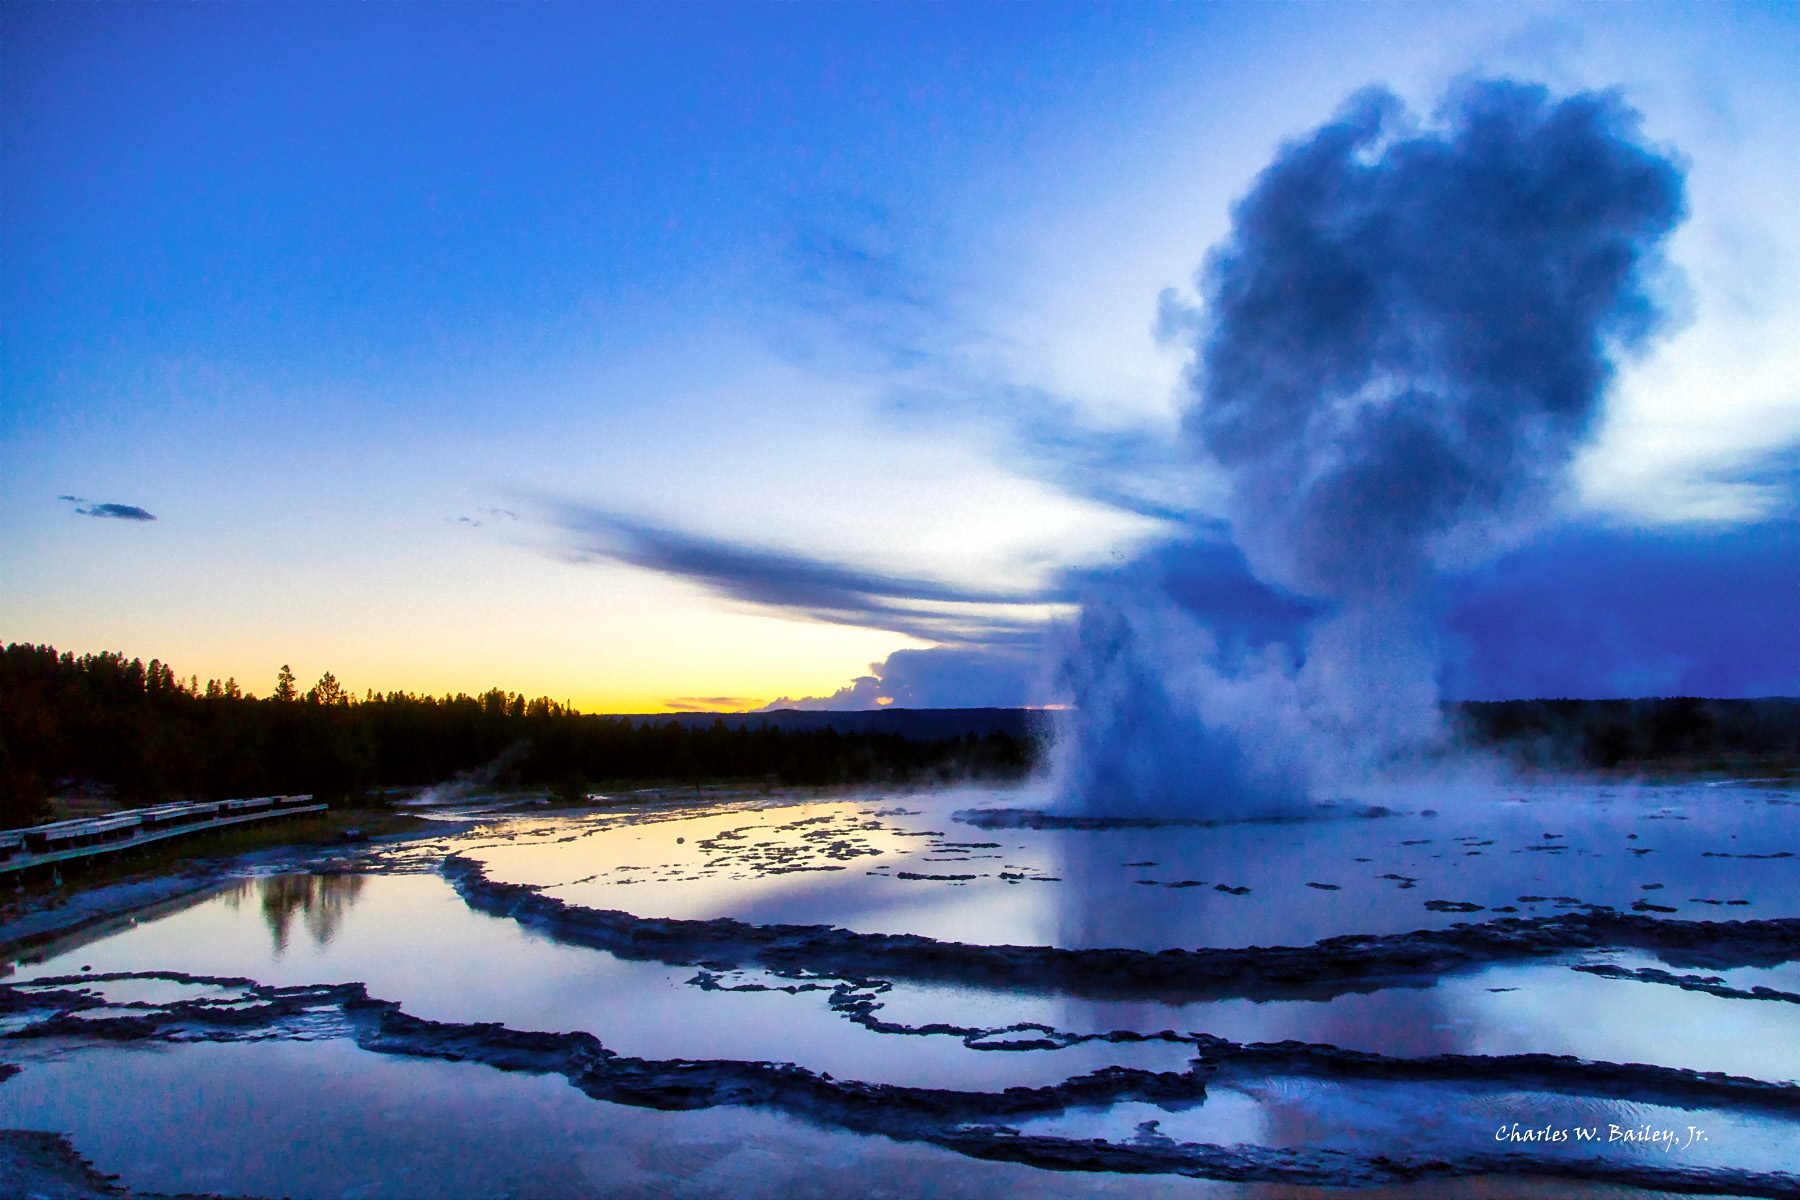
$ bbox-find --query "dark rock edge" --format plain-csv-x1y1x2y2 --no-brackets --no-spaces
7,969,1800,1195
441,854,1800,1003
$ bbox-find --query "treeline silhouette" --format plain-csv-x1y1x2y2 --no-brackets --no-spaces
1459,697,1800,771
6,644,1795,829
0,644,1036,827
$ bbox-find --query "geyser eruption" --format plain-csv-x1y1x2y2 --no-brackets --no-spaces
1060,80,1687,815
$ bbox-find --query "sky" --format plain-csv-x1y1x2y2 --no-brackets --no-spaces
2,2,1796,713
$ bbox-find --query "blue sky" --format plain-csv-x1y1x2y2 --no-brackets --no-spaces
3,2,1796,709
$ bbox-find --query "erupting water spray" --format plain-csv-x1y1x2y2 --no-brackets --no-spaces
1058,80,1687,816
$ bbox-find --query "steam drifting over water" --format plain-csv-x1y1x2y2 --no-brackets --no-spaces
1059,80,1688,816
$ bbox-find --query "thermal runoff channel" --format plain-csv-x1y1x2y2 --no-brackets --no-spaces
1059,80,1687,818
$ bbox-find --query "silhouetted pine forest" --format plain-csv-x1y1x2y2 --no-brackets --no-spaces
1457,697,1800,771
0,644,1035,827
4,643,1795,829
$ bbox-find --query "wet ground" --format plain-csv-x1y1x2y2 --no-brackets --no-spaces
2,779,1797,1197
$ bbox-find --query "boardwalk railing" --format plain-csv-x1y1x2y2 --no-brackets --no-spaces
0,795,325,873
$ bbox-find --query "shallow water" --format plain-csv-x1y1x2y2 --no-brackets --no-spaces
3,779,1798,1196
5,873,1199,1091
460,781,1800,949
0,1038,1245,1200
1018,1085,1793,1175
16,869,1798,1090
0,1037,1719,1200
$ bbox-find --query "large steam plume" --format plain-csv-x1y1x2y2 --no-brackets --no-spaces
1059,80,1687,815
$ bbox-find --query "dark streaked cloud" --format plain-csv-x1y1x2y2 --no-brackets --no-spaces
885,380,1211,526
1708,440,1800,515
554,507,1070,646
755,538,1316,710
452,508,521,530
1002,392,1202,523
767,518,1800,710
60,495,156,521
550,501,1332,697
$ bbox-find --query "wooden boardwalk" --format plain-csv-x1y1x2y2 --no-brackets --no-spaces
1,795,325,873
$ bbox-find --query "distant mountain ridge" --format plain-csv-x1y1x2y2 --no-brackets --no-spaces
613,707,1056,740
618,697,1800,772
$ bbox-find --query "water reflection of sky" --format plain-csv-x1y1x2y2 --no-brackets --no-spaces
6,782,1800,1195
459,781,1800,950
1019,1087,1796,1177
1,1039,1239,1200
10,871,1799,1089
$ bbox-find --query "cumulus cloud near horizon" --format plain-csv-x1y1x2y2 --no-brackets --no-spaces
756,646,1047,711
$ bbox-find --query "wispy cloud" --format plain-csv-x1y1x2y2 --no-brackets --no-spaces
998,391,1205,523
781,215,1212,528
451,508,522,529
552,506,1071,646
661,696,766,712
1708,440,1800,516
775,192,965,374
60,495,156,521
